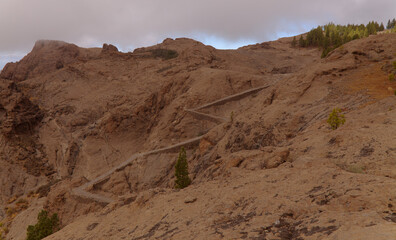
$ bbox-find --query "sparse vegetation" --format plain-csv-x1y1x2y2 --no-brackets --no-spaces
150,49,178,60
347,164,365,174
16,198,28,205
6,207,16,217
230,111,234,123
0,222,8,240
327,108,346,130
389,73,395,81
26,210,59,240
174,147,191,189
334,160,366,174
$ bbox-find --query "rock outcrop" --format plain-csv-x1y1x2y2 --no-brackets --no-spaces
0,40,100,81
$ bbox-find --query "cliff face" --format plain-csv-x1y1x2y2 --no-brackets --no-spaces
1,33,396,240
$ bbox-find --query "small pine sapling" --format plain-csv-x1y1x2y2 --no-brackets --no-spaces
174,147,191,189
327,108,346,130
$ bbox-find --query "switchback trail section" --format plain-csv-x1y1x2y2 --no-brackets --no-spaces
71,85,270,204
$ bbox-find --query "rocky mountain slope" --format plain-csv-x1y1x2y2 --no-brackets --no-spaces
0,33,395,240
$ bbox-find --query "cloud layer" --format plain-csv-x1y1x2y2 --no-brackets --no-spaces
0,0,395,56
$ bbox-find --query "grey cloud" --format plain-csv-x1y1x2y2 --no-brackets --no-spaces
0,0,395,54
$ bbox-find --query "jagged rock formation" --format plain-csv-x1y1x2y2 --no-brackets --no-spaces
0,33,395,239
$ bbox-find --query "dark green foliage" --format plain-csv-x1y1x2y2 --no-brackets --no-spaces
298,21,389,58
306,26,324,47
321,47,333,58
291,36,297,47
366,21,379,35
379,23,385,31
150,49,178,60
26,210,59,240
298,35,306,47
327,108,346,130
387,18,396,29
174,147,191,189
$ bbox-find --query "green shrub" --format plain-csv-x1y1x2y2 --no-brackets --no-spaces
392,61,396,70
347,164,365,174
174,147,191,189
26,210,59,240
327,108,346,130
150,49,178,60
389,73,395,81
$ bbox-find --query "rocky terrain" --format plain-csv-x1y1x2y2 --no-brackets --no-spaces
0,32,395,239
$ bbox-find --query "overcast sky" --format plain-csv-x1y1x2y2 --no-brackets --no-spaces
1,0,395,69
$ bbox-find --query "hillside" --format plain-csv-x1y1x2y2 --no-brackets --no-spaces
0,33,395,240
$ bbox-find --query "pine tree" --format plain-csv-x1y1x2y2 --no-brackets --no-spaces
366,22,376,35
291,36,297,47
364,28,369,37
379,23,385,31
174,147,191,189
387,19,396,29
298,35,305,47
26,210,59,240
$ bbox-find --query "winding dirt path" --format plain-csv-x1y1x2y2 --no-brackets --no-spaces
71,85,270,204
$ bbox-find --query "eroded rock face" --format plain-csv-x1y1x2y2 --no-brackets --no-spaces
0,80,54,178
0,95,43,138
0,82,49,217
